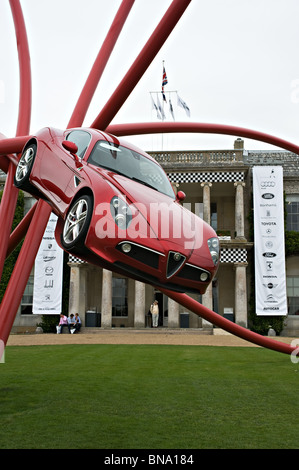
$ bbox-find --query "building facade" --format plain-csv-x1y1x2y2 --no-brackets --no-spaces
3,138,299,335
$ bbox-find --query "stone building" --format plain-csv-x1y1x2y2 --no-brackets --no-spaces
2,138,299,335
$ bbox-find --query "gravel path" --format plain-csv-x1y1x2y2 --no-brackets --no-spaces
6,328,293,348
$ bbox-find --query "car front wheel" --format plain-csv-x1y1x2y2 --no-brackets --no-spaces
14,143,37,190
62,194,93,251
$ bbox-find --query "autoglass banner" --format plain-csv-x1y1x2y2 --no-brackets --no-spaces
33,214,64,314
253,166,287,315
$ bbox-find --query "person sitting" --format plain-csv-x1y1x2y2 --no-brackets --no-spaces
71,313,82,334
67,314,76,333
56,314,68,334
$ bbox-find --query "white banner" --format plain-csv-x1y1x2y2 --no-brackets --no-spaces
253,166,287,315
33,214,64,314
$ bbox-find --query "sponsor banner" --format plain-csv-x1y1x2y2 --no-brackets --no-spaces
253,166,287,315
33,214,63,315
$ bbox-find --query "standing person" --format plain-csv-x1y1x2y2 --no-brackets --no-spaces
56,314,68,334
72,313,82,333
150,300,159,328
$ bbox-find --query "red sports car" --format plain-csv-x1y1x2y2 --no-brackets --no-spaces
14,127,219,293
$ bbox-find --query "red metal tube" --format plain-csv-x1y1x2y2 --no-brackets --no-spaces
0,136,29,156
0,200,52,346
0,162,19,282
9,0,32,136
68,0,135,128
161,288,297,356
106,121,299,156
91,0,192,131
6,201,37,258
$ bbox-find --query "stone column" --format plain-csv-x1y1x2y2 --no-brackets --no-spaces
168,297,180,328
101,269,112,328
134,281,145,328
234,263,248,327
68,264,87,325
201,182,213,329
234,182,246,240
201,283,214,329
201,182,212,224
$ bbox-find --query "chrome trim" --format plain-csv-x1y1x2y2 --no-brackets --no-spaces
117,241,165,257
74,175,81,187
166,251,186,279
184,262,210,275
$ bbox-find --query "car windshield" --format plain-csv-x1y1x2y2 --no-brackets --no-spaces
88,140,175,198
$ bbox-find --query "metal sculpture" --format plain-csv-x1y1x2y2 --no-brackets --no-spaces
0,0,298,358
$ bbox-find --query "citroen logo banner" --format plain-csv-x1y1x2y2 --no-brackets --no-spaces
253,166,287,315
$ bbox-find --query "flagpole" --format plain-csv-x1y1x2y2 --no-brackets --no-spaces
150,60,190,150
161,61,165,150
150,89,177,151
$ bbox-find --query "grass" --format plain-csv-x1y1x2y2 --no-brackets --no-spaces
0,343,298,449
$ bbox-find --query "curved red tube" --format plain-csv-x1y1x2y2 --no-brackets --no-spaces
9,0,32,136
0,136,29,156
106,121,299,156
161,289,297,356
0,200,52,347
91,0,192,131
67,0,135,128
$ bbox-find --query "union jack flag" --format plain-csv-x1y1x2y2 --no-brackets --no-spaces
162,66,168,102
162,66,168,90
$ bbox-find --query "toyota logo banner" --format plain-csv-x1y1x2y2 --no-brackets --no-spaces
253,166,287,315
32,214,64,315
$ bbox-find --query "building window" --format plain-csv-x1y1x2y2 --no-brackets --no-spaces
286,195,299,231
21,274,34,315
112,277,128,317
287,276,299,315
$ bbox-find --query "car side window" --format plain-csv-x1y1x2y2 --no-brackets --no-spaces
66,130,91,159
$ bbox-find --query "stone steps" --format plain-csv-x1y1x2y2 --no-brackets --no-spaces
78,327,213,335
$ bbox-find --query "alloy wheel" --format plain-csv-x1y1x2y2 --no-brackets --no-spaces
15,146,35,182
63,198,89,245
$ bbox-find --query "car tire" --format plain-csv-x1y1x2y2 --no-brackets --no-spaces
61,194,93,251
14,143,37,191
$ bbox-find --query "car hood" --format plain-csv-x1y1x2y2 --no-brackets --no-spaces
108,173,203,254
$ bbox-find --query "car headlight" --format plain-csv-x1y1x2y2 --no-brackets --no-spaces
110,196,132,229
207,237,219,266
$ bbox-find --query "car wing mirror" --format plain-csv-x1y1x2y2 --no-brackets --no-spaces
176,190,186,202
62,140,78,156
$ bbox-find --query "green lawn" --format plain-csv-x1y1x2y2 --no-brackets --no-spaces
0,343,298,449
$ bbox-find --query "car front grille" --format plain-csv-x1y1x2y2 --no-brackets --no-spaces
116,242,163,269
166,251,186,278
113,262,197,293
177,263,211,282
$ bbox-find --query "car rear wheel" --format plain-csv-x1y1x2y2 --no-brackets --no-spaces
14,143,37,190
62,194,93,251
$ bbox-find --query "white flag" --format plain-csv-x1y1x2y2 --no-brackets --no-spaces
177,93,190,117
169,98,175,121
151,94,162,120
156,93,166,120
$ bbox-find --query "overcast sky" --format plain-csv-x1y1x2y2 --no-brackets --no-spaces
1,0,299,153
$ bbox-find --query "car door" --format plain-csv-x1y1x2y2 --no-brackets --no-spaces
39,129,91,205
